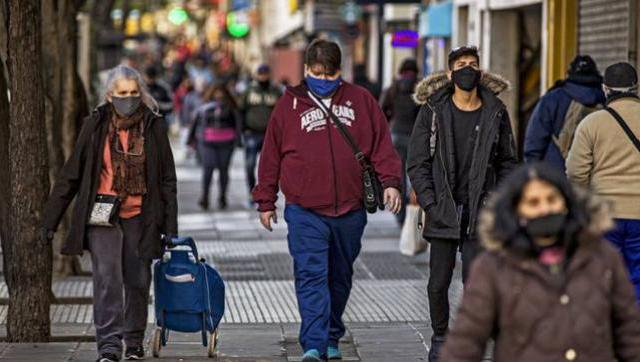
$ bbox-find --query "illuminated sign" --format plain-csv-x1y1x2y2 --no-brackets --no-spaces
168,7,189,25
392,30,419,48
227,11,250,38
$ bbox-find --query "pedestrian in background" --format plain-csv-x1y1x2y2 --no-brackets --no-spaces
524,55,604,170
253,39,402,362
144,66,174,123
353,63,380,99
381,58,421,225
407,46,518,362
240,64,282,205
440,163,640,362
567,62,640,301
189,83,240,211
43,65,178,362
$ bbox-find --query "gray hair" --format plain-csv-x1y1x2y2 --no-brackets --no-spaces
603,84,639,97
103,64,159,114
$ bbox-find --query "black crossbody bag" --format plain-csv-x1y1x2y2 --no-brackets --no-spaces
308,91,385,214
605,107,640,153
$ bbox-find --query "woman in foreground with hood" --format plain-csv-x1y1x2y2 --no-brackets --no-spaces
440,163,640,362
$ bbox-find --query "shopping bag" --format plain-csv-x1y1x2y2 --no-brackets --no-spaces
399,204,428,256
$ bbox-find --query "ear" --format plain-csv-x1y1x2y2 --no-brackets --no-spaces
447,70,452,80
107,93,113,103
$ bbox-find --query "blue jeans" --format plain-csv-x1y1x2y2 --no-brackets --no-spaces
244,132,264,193
605,218,640,301
284,205,367,354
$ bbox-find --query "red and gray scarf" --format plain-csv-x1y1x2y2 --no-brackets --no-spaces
109,105,147,199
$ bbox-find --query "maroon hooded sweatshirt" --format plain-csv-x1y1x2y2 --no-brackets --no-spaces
252,81,402,217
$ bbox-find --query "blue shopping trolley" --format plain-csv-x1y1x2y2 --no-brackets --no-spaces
152,236,225,358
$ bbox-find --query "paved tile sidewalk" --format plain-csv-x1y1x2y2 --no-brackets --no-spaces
0,142,465,361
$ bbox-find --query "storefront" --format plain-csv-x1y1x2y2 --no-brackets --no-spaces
577,0,638,70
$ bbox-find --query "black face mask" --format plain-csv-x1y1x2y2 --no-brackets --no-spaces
258,80,270,89
452,66,482,91
521,213,567,239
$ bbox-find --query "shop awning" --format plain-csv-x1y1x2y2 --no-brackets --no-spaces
421,1,453,38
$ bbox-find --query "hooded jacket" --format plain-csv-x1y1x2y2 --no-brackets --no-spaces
241,80,282,133
523,80,605,170
440,198,640,362
43,104,178,259
407,71,518,240
381,74,420,136
252,81,402,216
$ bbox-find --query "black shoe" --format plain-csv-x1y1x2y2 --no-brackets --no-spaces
198,197,209,210
428,335,446,362
219,197,228,210
96,353,120,362
125,346,145,360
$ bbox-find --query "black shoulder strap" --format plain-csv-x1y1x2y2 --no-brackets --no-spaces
605,107,640,153
307,91,367,163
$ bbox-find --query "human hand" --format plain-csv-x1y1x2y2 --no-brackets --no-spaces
384,188,402,214
259,211,277,232
43,228,55,242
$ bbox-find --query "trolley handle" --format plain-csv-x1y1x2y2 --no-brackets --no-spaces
165,236,199,260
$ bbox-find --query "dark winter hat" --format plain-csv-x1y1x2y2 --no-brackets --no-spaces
567,55,602,85
399,58,418,73
604,62,638,89
257,64,270,74
144,66,159,79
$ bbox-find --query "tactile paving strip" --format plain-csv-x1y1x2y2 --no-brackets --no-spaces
0,280,462,324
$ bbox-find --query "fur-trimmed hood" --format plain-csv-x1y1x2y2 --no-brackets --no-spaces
478,189,615,252
413,71,510,105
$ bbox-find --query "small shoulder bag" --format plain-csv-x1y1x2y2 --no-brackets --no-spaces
308,91,385,214
88,194,121,227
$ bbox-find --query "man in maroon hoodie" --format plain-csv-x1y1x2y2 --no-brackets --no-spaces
253,39,402,362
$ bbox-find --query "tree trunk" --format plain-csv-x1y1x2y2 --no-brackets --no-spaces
42,0,88,277
0,4,10,288
5,0,52,342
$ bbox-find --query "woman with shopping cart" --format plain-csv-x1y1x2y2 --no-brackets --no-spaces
43,65,178,362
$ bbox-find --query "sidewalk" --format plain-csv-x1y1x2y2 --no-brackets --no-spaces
0,143,464,361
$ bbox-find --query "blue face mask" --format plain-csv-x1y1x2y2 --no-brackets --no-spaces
305,75,342,97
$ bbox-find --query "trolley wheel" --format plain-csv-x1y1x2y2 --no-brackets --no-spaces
152,328,162,358
207,329,219,358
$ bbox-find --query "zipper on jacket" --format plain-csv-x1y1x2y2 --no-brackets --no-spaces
466,123,482,236
468,107,504,234
326,121,339,215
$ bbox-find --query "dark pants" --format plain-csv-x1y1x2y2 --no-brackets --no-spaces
285,205,367,354
200,141,235,202
244,132,264,193
392,133,410,225
605,218,640,301
87,215,151,357
427,208,482,336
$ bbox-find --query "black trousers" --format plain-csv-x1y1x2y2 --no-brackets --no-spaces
427,208,482,336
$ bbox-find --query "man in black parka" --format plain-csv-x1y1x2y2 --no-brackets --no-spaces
407,46,518,361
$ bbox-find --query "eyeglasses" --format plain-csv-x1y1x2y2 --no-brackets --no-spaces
114,139,144,156
112,131,144,157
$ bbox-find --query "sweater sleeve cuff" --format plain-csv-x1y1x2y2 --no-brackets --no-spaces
257,202,276,212
381,179,402,191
